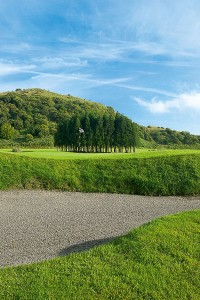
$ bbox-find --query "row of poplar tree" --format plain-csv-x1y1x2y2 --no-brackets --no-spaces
54,112,140,153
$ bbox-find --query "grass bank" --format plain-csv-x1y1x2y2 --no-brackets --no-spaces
0,210,199,300
1,152,200,195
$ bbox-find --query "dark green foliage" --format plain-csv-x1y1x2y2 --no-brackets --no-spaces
55,112,139,152
0,123,15,139
1,153,200,195
0,137,54,149
83,114,93,151
25,134,34,142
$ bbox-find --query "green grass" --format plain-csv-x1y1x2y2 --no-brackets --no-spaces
1,150,200,195
0,210,199,300
0,148,200,160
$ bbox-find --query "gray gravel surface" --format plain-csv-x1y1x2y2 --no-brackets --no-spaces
0,190,200,267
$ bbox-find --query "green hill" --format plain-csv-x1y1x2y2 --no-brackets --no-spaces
144,126,200,147
0,88,200,149
0,88,111,136
0,88,119,147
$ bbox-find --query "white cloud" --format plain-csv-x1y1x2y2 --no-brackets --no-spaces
0,61,36,76
133,92,200,113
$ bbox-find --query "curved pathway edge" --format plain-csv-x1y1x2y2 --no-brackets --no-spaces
0,190,200,267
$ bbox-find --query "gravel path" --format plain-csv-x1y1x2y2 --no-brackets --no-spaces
0,190,200,267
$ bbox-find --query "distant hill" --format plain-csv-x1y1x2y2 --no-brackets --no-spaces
139,125,200,147
0,88,199,148
0,88,112,137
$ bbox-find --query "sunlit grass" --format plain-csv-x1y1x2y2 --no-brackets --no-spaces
0,148,200,160
0,210,199,300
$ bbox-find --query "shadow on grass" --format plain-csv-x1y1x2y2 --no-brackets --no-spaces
58,236,117,256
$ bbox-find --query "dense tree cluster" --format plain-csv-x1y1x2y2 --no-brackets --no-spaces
55,112,140,152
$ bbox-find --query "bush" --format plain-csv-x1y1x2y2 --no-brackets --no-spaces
0,139,20,149
12,148,21,153
25,134,34,142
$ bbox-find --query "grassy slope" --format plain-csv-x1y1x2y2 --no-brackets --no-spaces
1,150,200,195
0,210,199,300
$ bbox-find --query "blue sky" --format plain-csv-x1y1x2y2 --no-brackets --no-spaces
1,0,200,134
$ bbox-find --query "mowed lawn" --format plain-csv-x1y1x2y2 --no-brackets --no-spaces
0,148,200,160
0,210,199,300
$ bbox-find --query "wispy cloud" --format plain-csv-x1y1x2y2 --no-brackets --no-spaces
30,72,131,89
0,0,200,134
59,39,183,63
0,61,36,76
32,57,88,69
115,83,176,98
120,0,200,57
134,91,200,113
59,0,200,58
0,58,131,95
0,42,33,54
59,40,125,61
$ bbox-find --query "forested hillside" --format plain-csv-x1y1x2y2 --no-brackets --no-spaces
0,88,110,137
142,126,200,147
0,88,140,149
0,88,200,149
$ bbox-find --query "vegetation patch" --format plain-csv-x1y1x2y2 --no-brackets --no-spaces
0,210,199,300
55,112,139,153
1,150,200,195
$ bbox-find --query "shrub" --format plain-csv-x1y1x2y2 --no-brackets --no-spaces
12,148,21,153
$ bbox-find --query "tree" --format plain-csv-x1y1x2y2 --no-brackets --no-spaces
93,115,104,152
103,113,114,152
131,123,140,149
113,113,124,152
34,124,49,137
0,123,15,139
25,134,34,142
68,115,81,151
82,114,92,152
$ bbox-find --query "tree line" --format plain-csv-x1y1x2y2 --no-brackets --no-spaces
54,112,140,153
